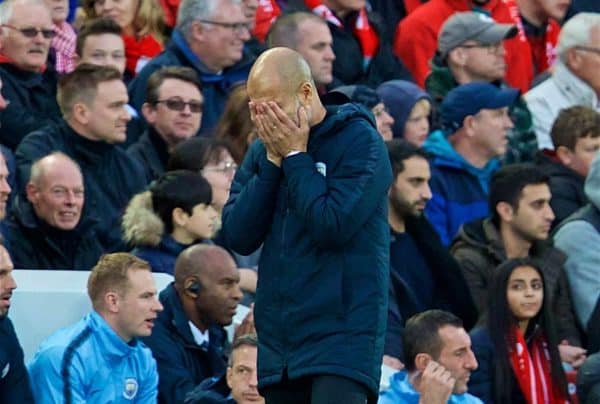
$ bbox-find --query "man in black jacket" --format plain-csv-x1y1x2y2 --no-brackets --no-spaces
142,244,243,404
128,66,203,182
3,152,103,269
0,244,34,402
384,139,477,369
15,64,146,251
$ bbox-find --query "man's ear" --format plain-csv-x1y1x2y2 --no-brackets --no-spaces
496,201,514,223
414,353,432,371
226,365,233,389
73,53,81,66
555,145,574,167
447,48,466,67
142,102,156,124
72,102,89,125
104,291,120,314
172,207,188,227
25,182,39,204
298,81,313,107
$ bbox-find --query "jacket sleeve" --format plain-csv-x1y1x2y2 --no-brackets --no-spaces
282,126,392,249
143,327,209,403
0,79,60,150
552,265,583,346
0,319,34,404
554,222,600,330
468,329,494,404
28,346,87,404
222,142,282,255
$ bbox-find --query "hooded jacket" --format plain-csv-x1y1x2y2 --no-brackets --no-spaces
376,80,431,139
122,191,204,275
451,218,582,345
128,30,255,135
222,104,392,398
553,155,600,330
535,151,587,228
423,130,500,246
141,284,228,404
3,196,104,270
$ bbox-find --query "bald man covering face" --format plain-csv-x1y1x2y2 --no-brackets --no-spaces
222,48,392,404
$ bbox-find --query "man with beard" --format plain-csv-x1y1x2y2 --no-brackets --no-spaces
451,164,586,368
383,139,477,370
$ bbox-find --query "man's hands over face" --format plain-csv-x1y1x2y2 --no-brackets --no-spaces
249,101,309,167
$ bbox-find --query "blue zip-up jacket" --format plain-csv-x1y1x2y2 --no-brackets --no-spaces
379,370,483,404
222,104,392,398
28,311,159,403
128,30,254,135
423,130,500,246
0,316,34,403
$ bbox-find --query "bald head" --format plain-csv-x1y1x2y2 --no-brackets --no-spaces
248,47,314,97
27,152,84,230
174,244,236,287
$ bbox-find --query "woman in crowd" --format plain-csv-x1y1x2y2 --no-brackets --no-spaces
83,0,164,79
468,258,570,404
168,137,258,302
122,170,218,275
215,84,256,165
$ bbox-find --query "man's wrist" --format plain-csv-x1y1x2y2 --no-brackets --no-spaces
285,150,303,158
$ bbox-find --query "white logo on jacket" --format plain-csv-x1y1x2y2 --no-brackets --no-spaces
315,162,327,177
1,363,9,379
123,378,138,400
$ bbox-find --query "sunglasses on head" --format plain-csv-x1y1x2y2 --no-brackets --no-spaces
154,98,203,113
2,24,56,39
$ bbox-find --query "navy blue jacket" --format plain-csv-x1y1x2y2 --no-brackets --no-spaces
0,63,61,150
3,196,104,270
222,104,392,397
15,120,147,251
128,30,254,135
142,283,228,404
0,316,33,403
127,126,170,183
132,235,194,275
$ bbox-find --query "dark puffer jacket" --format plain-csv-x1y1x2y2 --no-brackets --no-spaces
223,104,392,399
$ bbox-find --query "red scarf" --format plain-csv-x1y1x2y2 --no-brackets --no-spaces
508,325,569,404
122,34,163,76
304,0,379,69
504,0,560,75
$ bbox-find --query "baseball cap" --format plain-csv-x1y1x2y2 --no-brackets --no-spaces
323,85,382,109
438,12,518,59
441,82,519,132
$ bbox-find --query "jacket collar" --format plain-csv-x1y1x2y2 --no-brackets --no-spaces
553,61,599,107
89,311,142,361
61,121,115,165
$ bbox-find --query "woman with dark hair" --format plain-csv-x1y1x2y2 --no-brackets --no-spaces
168,137,258,302
468,258,570,404
122,170,218,275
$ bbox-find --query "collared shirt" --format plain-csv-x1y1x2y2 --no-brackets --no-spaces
189,321,210,348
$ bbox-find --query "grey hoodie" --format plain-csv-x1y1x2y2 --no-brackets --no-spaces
554,154,600,328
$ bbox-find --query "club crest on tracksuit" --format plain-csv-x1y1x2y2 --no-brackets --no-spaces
123,378,138,400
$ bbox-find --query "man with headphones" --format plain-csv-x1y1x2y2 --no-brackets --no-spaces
141,244,244,404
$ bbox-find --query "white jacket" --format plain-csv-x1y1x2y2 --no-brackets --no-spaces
524,61,600,150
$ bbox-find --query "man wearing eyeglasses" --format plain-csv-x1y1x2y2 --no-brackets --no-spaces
426,12,538,164
128,0,255,137
525,12,600,151
0,0,62,150
128,66,204,182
